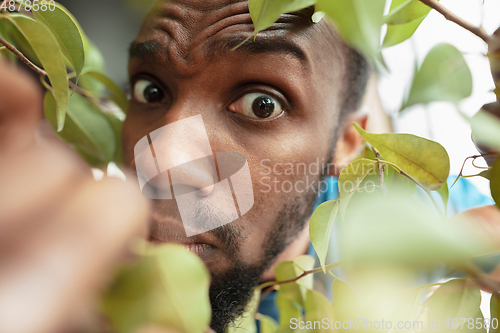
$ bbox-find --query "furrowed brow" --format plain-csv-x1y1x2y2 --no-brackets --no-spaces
129,40,162,60
208,36,309,67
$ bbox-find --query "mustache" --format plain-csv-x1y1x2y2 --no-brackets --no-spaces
151,198,244,254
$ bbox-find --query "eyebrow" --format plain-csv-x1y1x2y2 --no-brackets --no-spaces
129,36,308,67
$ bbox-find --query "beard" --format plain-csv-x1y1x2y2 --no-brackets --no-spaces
208,183,319,333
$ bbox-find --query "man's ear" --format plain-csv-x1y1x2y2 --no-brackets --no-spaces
328,112,368,177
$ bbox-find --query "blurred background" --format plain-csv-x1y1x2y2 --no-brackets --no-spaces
60,0,500,195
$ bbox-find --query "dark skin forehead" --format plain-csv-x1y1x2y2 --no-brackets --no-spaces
130,0,346,84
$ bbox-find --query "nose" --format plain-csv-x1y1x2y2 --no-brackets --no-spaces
134,115,218,199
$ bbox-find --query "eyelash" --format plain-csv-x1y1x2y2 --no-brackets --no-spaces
229,86,290,113
130,75,291,117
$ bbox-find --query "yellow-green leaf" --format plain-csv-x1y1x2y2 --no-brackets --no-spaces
331,278,358,322
471,109,500,151
403,43,472,110
384,0,432,25
490,293,500,333
275,261,305,306
491,157,500,209
338,158,377,220
101,244,211,333
316,0,385,61
310,200,339,272
256,314,278,333
383,14,427,48
33,3,85,80
84,71,129,112
249,0,317,36
304,290,333,332
426,279,483,332
44,92,116,166
353,123,450,191
437,179,449,215
11,15,68,131
341,194,487,267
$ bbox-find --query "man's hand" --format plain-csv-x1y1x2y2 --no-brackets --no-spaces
0,61,150,333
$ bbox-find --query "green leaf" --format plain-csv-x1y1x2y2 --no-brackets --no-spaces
491,157,500,209
102,244,211,333
480,169,492,181
249,0,317,36
490,293,500,333
84,71,129,112
275,261,305,306
331,278,358,322
341,193,488,267
385,165,417,197
403,43,473,110
437,178,449,215
471,109,500,151
11,15,68,131
33,3,85,80
339,158,377,220
44,92,116,166
310,200,339,272
304,289,334,332
0,20,17,63
353,123,450,191
383,15,427,48
389,288,422,324
316,0,385,61
384,0,432,25
256,314,278,333
103,111,125,164
425,279,484,333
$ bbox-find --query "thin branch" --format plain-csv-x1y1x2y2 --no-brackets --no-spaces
0,36,46,76
372,147,385,189
418,0,491,43
461,262,500,297
376,158,445,218
0,36,103,104
258,261,343,291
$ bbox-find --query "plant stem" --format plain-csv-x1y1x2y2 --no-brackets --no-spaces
258,261,343,290
0,36,98,101
372,147,385,189
461,262,500,297
0,36,46,76
418,0,491,43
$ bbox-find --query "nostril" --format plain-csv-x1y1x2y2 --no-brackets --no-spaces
197,183,215,197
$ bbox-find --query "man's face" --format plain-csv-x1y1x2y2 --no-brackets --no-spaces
123,0,350,330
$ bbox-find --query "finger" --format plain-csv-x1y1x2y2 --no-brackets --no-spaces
0,177,150,333
0,60,42,153
0,143,88,247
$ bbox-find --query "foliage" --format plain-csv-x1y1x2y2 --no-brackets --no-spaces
0,1,124,166
2,0,500,333
101,244,211,333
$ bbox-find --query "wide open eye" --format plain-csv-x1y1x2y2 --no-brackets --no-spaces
228,93,283,119
132,79,165,104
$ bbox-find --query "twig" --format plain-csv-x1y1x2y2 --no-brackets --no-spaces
0,36,101,103
258,261,343,290
376,158,445,218
372,147,385,189
418,0,491,43
0,36,46,76
462,262,500,297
